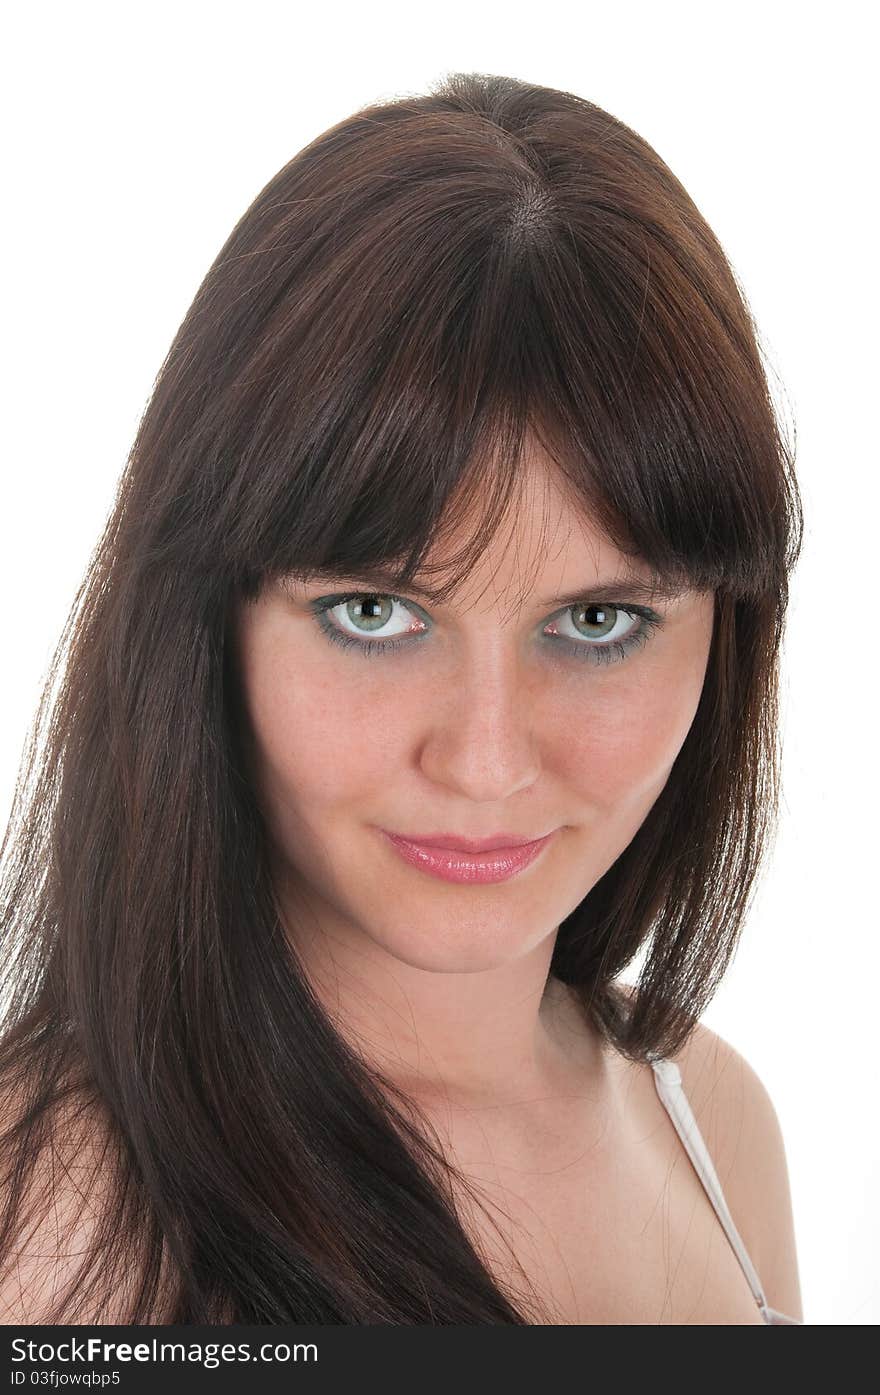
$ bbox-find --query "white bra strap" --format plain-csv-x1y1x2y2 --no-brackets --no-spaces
649,1055,769,1313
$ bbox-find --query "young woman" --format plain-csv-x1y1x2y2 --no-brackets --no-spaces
0,72,804,1325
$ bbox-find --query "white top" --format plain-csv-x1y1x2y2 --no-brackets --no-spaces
649,1055,801,1325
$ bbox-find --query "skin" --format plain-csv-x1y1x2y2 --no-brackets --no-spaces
2,429,805,1327
231,442,715,1130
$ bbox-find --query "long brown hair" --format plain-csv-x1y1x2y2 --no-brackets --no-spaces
0,72,802,1323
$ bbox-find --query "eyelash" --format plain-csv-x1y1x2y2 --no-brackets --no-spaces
308,591,664,667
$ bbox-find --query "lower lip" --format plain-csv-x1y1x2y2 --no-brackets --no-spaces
380,830,556,884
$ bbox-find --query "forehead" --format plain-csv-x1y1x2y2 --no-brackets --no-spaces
278,427,689,617
409,444,645,612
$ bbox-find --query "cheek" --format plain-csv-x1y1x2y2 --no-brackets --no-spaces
239,644,402,819
557,651,708,811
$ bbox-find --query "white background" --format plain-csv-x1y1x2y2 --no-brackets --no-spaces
2,0,876,1325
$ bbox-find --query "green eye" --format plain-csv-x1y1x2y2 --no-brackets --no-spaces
309,591,662,666
571,603,623,640
340,595,400,633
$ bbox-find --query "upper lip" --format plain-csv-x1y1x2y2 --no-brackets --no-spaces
384,830,554,853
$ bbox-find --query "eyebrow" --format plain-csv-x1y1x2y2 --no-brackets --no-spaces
296,568,690,608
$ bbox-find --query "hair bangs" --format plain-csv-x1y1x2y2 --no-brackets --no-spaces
210,110,797,617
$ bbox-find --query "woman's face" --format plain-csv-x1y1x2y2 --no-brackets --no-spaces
232,450,715,978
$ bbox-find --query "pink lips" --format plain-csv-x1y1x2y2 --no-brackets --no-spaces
380,829,556,884
390,831,546,852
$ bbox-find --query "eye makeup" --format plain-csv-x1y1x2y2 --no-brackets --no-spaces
306,589,665,668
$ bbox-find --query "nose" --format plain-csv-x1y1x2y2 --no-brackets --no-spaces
416,648,541,803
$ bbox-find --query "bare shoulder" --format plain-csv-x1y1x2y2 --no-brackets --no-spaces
610,981,803,1320
665,1013,804,1323
0,1082,135,1324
